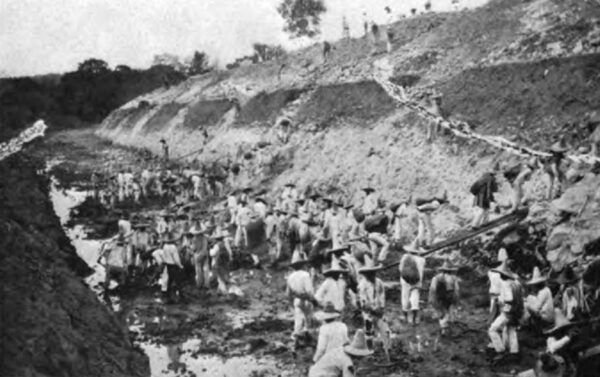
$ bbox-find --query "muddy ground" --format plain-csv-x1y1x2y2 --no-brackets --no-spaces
27,127,548,377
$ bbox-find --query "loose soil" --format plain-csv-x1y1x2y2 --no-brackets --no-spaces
24,127,556,377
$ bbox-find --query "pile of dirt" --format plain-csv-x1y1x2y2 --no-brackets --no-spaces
183,98,237,130
296,81,396,126
439,52,600,149
0,153,149,377
236,88,306,125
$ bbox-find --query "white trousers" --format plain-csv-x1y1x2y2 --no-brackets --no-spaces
489,312,519,353
401,279,420,311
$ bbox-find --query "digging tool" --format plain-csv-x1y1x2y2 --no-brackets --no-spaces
381,207,529,270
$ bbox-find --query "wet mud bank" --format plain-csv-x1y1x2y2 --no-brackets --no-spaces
0,153,149,377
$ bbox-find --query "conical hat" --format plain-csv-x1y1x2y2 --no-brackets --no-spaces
314,302,341,321
289,249,309,268
550,140,568,153
325,245,350,256
438,260,459,273
358,254,382,273
555,265,579,285
497,248,508,262
362,187,375,193
323,258,348,276
534,354,565,377
544,309,573,335
526,266,547,285
491,263,517,280
343,329,374,357
403,239,425,255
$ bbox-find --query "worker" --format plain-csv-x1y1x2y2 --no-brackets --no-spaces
286,250,316,342
429,260,461,335
488,263,524,362
357,255,390,361
313,302,350,363
308,329,373,377
524,266,555,331
543,140,568,200
399,240,426,325
162,235,184,302
315,258,348,312
470,170,498,228
209,228,233,294
414,192,447,247
488,248,509,322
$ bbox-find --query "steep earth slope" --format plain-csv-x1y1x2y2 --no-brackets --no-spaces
0,153,149,377
96,0,600,238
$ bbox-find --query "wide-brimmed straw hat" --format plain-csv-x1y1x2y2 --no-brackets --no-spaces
544,310,573,335
549,140,568,153
343,329,374,357
491,263,518,280
438,260,459,273
314,302,341,321
284,182,296,188
358,255,382,274
554,265,579,285
323,258,348,276
362,187,375,194
526,266,547,285
289,249,309,268
403,239,426,255
325,245,350,256
534,353,565,377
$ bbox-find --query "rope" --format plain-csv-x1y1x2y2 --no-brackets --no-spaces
373,73,600,166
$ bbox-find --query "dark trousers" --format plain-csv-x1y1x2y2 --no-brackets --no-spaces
166,264,183,296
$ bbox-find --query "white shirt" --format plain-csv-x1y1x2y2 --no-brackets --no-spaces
308,347,355,377
488,270,503,296
315,277,345,311
358,277,385,311
287,270,314,297
313,322,349,362
162,243,182,267
118,219,132,237
254,202,267,219
526,286,554,322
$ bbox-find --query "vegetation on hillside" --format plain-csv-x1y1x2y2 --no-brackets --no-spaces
0,59,186,141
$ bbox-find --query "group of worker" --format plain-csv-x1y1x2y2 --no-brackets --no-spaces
90,131,600,377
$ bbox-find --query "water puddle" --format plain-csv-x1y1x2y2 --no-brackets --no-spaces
48,177,289,377
141,338,282,377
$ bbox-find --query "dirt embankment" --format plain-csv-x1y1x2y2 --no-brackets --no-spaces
0,153,149,377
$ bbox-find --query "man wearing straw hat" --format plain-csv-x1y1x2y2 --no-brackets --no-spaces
313,302,350,362
209,227,233,294
399,240,427,325
308,329,373,377
162,235,185,302
315,258,348,312
190,227,210,289
488,248,509,322
429,260,461,335
524,266,555,331
360,187,378,216
357,255,390,361
488,262,524,360
286,250,316,341
234,199,251,249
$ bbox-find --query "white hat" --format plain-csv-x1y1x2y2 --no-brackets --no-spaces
526,266,547,285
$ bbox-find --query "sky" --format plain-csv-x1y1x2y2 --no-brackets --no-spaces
0,0,489,77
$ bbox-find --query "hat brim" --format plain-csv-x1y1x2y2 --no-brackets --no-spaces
439,267,459,273
343,346,374,357
323,268,348,275
326,247,350,255
491,268,517,280
314,311,341,321
544,322,573,335
289,260,310,268
359,266,383,273
526,277,547,285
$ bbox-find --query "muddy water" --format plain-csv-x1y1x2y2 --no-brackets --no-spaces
49,181,287,377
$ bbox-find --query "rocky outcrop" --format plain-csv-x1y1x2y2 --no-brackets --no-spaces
0,153,149,377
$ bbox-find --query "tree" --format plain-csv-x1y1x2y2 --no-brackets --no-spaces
277,0,326,38
252,43,286,62
188,51,211,75
152,53,186,72
77,58,110,76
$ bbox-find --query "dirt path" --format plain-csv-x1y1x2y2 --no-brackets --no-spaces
30,127,542,377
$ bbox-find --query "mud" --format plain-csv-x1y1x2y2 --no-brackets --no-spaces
27,128,565,377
